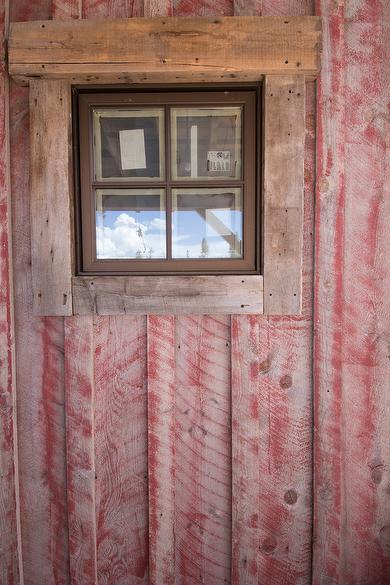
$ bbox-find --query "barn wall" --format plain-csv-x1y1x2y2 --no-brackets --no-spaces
0,2,388,585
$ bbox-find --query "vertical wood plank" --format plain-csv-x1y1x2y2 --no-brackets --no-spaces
65,316,97,585
263,75,305,315
30,79,73,316
147,315,176,585
0,0,20,582
144,0,172,17
82,0,143,18
232,315,312,585
10,0,74,579
11,35,70,585
231,316,261,585
175,316,231,585
52,0,82,19
312,2,346,583
314,0,390,583
173,0,233,16
94,315,149,584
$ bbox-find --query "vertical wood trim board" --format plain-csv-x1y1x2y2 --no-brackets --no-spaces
263,75,305,315
0,0,20,581
30,79,73,316
65,316,98,585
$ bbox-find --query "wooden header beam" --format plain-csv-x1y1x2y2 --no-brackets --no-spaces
8,16,322,84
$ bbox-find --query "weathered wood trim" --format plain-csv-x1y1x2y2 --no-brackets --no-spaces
0,0,21,580
72,275,263,315
9,16,322,84
263,75,305,315
30,79,73,316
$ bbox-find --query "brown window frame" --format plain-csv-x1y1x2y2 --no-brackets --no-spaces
77,88,260,275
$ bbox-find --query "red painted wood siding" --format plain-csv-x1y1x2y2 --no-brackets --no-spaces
0,1,389,585
313,0,390,583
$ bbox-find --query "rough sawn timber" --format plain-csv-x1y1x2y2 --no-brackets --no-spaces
72,275,264,315
313,0,390,583
29,79,73,316
8,16,322,83
263,75,305,315
0,0,20,582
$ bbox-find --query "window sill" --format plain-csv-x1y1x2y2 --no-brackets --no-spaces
72,275,263,315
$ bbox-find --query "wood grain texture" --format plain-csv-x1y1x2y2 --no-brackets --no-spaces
231,315,312,585
65,316,97,585
94,316,149,584
52,0,82,19
144,0,172,16
73,275,263,315
10,38,70,585
30,79,73,316
175,316,232,584
8,16,322,82
313,1,390,583
263,75,306,315
0,0,20,582
82,0,144,19
147,315,176,585
174,0,233,16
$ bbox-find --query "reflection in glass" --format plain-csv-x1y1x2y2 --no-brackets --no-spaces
95,189,166,259
171,107,242,180
172,188,242,259
93,108,164,180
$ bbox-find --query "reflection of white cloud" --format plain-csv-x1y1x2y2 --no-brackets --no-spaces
149,217,166,231
97,212,165,259
96,212,241,260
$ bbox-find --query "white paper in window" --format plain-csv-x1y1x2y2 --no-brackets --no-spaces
119,129,147,170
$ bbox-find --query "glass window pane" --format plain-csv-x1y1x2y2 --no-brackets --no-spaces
95,189,166,259
171,107,242,180
93,108,164,181
172,188,242,259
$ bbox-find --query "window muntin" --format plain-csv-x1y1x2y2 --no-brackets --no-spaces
78,90,258,274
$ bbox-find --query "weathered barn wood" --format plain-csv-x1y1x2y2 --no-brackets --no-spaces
65,316,97,585
30,79,73,316
8,16,322,82
232,315,312,584
1,1,389,585
0,3,19,584
263,75,305,314
313,0,390,583
9,2,72,585
73,275,264,315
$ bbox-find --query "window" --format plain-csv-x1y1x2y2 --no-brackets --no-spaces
77,89,259,274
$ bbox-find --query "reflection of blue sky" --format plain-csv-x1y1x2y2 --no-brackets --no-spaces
96,205,242,259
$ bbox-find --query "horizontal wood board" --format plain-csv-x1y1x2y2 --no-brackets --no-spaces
8,16,322,83
72,275,264,315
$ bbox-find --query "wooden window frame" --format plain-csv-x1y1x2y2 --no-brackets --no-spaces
8,16,322,316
